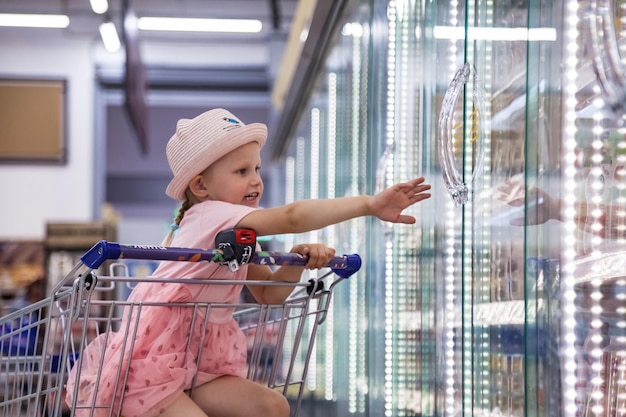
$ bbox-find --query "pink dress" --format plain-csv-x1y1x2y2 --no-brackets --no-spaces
66,201,258,417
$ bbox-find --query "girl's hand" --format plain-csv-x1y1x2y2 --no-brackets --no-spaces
369,177,431,224
290,243,336,269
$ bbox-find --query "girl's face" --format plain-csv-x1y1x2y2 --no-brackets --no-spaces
195,141,264,208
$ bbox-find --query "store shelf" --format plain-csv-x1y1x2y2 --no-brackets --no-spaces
471,299,541,327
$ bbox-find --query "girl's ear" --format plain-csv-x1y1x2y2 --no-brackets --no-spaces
188,175,209,199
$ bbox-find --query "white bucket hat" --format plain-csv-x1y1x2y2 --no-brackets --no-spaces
165,108,267,200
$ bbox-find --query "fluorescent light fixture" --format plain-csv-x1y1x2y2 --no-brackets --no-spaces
90,0,109,15
299,27,309,42
433,26,557,41
0,13,69,28
99,21,120,52
137,17,262,33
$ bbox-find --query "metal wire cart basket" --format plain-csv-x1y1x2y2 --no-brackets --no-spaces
0,234,361,417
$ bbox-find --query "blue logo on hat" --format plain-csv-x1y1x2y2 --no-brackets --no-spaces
223,117,239,124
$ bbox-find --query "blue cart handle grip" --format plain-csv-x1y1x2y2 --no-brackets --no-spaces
81,241,362,278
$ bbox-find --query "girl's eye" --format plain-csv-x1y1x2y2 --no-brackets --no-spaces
236,169,246,175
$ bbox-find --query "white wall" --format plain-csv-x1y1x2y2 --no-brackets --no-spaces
0,27,272,241
0,28,96,240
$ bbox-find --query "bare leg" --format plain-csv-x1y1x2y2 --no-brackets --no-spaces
190,375,290,417
158,392,209,417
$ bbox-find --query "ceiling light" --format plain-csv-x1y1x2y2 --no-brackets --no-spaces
89,0,109,15
99,21,120,52
137,17,262,33
0,13,69,28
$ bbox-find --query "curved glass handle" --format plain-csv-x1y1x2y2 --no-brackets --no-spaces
586,0,626,114
438,63,485,206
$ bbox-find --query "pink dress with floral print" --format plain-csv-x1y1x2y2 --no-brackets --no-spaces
65,201,258,417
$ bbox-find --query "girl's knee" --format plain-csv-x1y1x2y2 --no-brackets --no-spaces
257,390,290,417
190,377,290,417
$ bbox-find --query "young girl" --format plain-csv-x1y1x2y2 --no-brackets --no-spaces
65,108,431,417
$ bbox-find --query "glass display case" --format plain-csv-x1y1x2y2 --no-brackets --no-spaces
272,0,626,416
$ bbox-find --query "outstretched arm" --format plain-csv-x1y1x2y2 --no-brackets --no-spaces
237,177,431,236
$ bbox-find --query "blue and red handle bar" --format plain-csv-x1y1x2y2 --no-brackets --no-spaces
81,240,362,279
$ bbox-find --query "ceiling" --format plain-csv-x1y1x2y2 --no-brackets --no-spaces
0,0,341,159
0,0,299,48
0,0,307,106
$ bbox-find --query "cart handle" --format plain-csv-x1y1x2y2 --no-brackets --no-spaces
81,240,362,279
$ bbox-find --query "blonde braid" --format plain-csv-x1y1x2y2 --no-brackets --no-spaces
161,199,194,246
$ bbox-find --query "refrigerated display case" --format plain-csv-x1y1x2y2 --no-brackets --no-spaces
271,0,626,416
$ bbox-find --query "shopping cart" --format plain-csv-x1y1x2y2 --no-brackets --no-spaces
0,234,361,417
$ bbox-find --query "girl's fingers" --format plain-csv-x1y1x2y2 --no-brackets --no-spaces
410,177,426,185
397,214,417,224
414,185,431,194
298,245,335,269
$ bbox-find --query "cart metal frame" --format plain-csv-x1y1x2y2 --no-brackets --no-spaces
0,241,361,417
